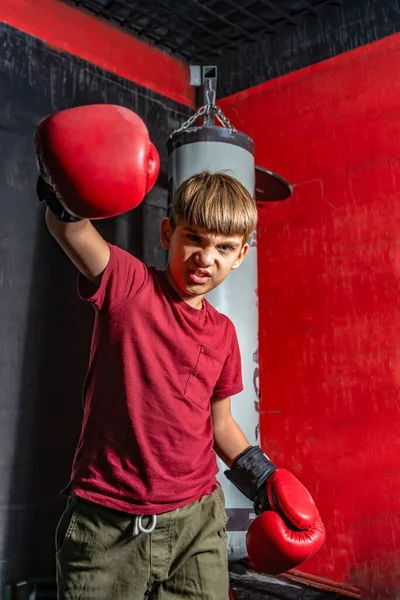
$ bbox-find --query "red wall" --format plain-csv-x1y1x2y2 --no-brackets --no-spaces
220,34,400,599
0,0,194,107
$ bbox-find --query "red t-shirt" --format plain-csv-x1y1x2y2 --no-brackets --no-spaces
65,243,243,514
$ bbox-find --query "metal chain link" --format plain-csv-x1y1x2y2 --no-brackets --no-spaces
171,103,236,136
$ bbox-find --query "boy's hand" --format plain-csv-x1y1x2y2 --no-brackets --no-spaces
34,104,160,221
225,445,326,573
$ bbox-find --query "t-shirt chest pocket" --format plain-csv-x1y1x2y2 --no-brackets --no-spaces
185,345,224,410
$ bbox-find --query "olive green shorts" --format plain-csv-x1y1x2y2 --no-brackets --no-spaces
56,486,229,600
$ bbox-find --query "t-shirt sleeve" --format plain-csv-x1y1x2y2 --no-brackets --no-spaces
212,320,244,399
77,243,149,311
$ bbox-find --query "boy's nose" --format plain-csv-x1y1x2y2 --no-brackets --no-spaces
195,249,214,267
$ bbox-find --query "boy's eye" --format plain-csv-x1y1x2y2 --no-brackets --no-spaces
187,234,200,243
219,245,233,253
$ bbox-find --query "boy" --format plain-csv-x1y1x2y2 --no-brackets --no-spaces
46,169,257,599
36,105,324,598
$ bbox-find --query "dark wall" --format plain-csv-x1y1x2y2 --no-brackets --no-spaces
0,21,190,590
216,0,400,98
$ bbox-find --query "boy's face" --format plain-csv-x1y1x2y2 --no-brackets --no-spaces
160,218,249,309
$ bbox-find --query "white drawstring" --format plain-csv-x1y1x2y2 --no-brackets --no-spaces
132,514,157,538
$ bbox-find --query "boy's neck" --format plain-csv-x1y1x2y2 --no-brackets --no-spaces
163,267,204,310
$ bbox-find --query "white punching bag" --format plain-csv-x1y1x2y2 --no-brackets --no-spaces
168,124,259,561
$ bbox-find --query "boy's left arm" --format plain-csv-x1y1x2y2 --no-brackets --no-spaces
211,396,326,573
211,395,318,524
211,396,250,467
212,394,320,525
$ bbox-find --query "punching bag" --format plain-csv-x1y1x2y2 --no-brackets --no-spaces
167,81,291,560
168,124,259,561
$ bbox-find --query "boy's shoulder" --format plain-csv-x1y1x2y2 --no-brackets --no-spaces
203,298,236,332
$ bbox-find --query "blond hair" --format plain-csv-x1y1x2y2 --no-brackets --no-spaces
170,171,257,242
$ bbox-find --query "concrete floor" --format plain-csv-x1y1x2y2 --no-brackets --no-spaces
229,563,350,600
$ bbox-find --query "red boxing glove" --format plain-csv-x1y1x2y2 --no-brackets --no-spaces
247,507,326,575
225,447,326,575
248,469,326,574
34,104,160,220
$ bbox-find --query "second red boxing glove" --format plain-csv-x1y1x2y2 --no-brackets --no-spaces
225,446,326,574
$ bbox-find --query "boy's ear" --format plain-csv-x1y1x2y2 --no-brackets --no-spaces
231,242,249,270
160,217,173,249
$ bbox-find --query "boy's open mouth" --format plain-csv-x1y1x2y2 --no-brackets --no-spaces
188,269,211,284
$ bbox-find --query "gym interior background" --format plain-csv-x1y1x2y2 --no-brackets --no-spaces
1,0,400,598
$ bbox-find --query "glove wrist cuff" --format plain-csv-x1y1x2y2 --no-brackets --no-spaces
224,445,277,502
36,176,83,223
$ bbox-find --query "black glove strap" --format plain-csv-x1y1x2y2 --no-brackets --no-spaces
224,445,277,504
36,175,82,223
